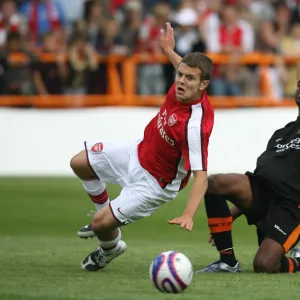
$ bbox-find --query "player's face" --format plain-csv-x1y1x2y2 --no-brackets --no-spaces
175,63,209,102
295,80,300,107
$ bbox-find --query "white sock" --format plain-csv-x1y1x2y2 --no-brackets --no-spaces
82,179,110,211
98,228,121,254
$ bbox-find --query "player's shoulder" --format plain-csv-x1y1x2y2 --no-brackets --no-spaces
190,100,214,120
271,119,299,138
283,118,299,129
269,128,283,142
196,91,214,113
202,93,214,108
268,121,295,142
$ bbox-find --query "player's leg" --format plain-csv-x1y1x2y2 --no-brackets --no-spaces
253,201,300,273
70,147,110,238
229,205,266,247
81,170,175,271
81,204,127,271
253,238,293,273
196,173,265,273
71,141,131,239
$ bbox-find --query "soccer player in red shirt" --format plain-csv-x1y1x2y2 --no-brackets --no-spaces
70,23,215,271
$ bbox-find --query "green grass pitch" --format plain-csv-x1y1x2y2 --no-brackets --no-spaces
0,177,299,300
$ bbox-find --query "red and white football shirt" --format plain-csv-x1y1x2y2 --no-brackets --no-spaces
138,84,214,191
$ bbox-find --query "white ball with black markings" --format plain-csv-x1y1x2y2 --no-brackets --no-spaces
149,251,193,293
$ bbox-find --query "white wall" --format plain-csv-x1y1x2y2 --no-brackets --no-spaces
0,106,298,175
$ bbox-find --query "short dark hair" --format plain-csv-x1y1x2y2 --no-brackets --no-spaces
181,52,214,81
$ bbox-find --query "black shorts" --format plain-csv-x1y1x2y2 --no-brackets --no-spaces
245,172,300,253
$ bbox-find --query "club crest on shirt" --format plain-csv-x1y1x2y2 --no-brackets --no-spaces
91,143,103,152
168,113,177,127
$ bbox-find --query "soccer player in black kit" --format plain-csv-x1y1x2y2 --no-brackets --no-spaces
196,80,300,274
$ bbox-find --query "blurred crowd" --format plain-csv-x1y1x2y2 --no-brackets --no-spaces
0,0,300,98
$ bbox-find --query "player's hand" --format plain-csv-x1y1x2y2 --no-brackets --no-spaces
168,215,193,231
208,233,216,246
160,22,175,53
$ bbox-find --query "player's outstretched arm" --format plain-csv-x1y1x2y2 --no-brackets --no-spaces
160,22,182,69
168,171,207,231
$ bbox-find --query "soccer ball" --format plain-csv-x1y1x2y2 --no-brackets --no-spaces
149,251,193,293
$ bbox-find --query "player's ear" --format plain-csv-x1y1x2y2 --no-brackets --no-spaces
199,80,210,91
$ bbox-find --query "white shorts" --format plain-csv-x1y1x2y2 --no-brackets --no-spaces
85,140,178,225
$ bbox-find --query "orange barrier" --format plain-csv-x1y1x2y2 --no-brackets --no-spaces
0,52,299,108
0,95,296,109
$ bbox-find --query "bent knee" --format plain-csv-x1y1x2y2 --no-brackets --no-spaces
70,151,85,171
92,207,121,233
70,150,96,179
91,218,105,233
91,216,112,233
253,256,278,273
207,173,249,197
207,174,231,194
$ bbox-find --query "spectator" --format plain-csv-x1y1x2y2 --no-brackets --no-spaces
236,0,262,35
0,31,40,95
33,32,68,95
138,2,171,95
259,0,291,99
259,0,291,53
19,0,65,46
73,0,126,54
76,0,107,50
173,8,206,57
199,0,222,46
97,17,128,55
280,23,300,97
116,0,141,54
0,0,27,47
207,5,256,96
65,34,98,94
